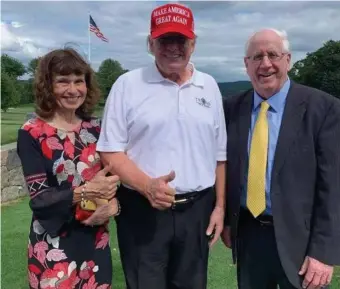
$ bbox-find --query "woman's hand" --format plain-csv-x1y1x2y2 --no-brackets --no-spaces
85,164,120,200
82,198,120,226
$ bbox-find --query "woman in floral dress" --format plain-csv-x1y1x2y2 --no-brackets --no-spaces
17,48,120,289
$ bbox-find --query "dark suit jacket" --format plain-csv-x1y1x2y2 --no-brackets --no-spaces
224,81,340,288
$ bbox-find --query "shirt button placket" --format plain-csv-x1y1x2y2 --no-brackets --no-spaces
178,88,184,115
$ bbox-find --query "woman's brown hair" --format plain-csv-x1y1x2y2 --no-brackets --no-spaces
34,48,100,119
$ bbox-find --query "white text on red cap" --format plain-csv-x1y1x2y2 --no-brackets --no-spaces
153,6,190,18
156,15,188,26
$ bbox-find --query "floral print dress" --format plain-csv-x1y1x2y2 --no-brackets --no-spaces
17,117,112,289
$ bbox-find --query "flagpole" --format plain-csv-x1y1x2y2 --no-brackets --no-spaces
88,12,91,63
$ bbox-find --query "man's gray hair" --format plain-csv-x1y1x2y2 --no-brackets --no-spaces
245,28,290,56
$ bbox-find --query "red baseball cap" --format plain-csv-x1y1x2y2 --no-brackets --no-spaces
150,3,195,39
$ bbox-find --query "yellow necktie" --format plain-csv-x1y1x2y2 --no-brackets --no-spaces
247,101,270,217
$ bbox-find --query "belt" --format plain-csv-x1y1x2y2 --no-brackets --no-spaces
171,187,212,211
239,207,274,226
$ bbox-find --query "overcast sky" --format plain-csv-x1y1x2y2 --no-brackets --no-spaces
1,0,340,82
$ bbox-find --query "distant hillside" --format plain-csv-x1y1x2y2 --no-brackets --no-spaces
218,81,252,98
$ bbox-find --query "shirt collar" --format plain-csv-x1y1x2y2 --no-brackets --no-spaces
253,78,291,112
146,61,204,87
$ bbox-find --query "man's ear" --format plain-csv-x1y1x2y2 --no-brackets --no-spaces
286,53,292,70
147,35,155,55
244,57,249,69
190,44,195,54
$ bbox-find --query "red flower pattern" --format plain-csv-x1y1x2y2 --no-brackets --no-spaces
81,162,101,182
41,139,53,160
79,261,97,280
29,270,39,289
28,243,33,258
79,143,97,165
40,261,78,289
95,228,109,250
24,118,56,139
68,175,75,183
34,241,48,264
56,164,64,174
64,137,75,158
23,117,111,289
29,264,42,275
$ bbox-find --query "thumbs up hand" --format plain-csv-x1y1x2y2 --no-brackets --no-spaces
145,170,176,210
95,162,114,177
159,170,176,183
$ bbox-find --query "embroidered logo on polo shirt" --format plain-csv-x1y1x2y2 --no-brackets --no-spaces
196,97,211,108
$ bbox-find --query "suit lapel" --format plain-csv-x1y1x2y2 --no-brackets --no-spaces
237,90,253,184
272,82,307,177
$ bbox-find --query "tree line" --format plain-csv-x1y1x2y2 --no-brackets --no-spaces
1,40,339,112
1,56,128,112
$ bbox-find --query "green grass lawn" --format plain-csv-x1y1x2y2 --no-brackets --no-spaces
1,104,36,145
1,198,340,289
1,197,237,289
1,105,340,288
1,104,104,145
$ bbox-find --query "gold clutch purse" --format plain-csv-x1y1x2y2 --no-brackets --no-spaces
79,180,120,211
80,199,109,211
80,199,97,211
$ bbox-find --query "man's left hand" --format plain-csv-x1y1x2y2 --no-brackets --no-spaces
82,198,119,226
206,206,224,247
299,256,334,289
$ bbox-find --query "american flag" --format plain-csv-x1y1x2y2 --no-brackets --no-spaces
89,15,108,42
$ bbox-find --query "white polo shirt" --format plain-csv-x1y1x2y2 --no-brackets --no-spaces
97,63,227,194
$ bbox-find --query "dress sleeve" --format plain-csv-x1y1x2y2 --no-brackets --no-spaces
17,129,75,237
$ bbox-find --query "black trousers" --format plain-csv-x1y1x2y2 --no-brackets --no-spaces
237,209,297,289
115,186,215,289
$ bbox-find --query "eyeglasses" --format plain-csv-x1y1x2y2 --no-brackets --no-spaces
156,35,189,46
246,52,288,62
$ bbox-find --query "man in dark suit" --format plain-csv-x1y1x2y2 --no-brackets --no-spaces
222,28,340,289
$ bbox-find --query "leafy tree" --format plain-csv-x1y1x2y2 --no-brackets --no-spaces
289,40,340,98
1,54,26,78
1,72,20,112
96,59,126,100
27,57,40,77
1,54,26,108
17,79,35,104
21,58,40,104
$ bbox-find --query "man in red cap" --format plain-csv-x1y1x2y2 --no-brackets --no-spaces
97,3,227,289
